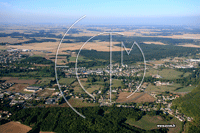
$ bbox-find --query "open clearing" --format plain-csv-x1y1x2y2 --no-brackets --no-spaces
6,84,29,93
0,121,32,133
116,92,155,103
126,115,182,133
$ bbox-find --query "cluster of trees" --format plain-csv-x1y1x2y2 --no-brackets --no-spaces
21,56,54,64
0,99,23,114
0,64,55,78
10,106,168,133
68,60,109,68
175,68,200,86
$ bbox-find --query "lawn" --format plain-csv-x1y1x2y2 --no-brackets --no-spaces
126,115,182,133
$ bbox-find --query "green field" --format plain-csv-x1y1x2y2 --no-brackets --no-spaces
69,56,85,62
59,78,76,85
145,83,195,93
86,85,101,93
126,115,182,133
31,77,54,87
174,85,195,92
70,81,84,93
183,72,191,77
112,79,123,88
39,77,54,85
69,98,98,107
144,69,191,80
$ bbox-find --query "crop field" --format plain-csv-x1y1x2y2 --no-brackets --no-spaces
7,41,126,54
59,78,76,85
116,92,155,103
35,77,55,86
86,85,101,93
1,77,37,85
126,115,182,133
59,98,98,107
144,69,189,80
6,83,29,93
145,83,194,93
37,89,55,97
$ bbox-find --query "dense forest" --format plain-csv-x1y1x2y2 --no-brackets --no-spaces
10,106,168,133
74,43,199,64
172,86,200,133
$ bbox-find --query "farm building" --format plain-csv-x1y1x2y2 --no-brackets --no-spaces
24,86,42,92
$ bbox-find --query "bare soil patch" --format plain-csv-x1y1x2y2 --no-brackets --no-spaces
116,92,155,103
0,121,32,133
4,77,37,85
7,84,29,92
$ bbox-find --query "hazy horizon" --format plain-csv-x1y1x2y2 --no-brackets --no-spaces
0,0,199,25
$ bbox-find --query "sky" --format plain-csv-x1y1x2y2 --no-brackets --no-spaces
0,0,199,25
